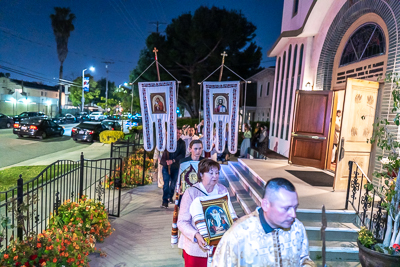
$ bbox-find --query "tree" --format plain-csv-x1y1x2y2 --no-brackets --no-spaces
95,78,116,103
68,75,100,107
50,7,76,115
130,6,263,117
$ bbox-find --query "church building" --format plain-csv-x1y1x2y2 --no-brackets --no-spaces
268,0,398,189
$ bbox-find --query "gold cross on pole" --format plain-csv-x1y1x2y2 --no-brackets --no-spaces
219,51,228,82
153,47,161,81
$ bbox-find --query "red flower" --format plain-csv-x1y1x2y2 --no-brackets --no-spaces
39,259,46,264
29,255,38,260
393,243,400,251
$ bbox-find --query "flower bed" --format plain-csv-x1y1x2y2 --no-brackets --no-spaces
105,148,154,188
0,196,113,267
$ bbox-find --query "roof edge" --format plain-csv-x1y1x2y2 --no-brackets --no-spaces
267,0,318,57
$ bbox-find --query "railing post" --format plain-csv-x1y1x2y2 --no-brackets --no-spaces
141,150,147,185
126,137,130,158
345,161,353,210
79,152,84,198
17,175,23,241
110,142,114,158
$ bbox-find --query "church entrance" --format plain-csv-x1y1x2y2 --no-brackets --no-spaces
289,78,380,190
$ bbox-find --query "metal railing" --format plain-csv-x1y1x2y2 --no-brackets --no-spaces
345,161,387,240
0,154,122,250
110,132,143,159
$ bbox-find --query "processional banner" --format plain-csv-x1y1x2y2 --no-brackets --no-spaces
139,81,177,152
203,81,240,154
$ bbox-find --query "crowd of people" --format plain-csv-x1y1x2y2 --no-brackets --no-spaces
151,124,315,266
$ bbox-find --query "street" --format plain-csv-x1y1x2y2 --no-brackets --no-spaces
0,123,90,168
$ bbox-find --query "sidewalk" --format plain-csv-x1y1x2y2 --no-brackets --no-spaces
89,184,184,267
0,142,111,170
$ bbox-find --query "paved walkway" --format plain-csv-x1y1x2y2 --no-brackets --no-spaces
89,184,184,267
88,157,354,266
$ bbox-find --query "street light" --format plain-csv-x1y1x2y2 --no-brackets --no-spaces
82,66,95,112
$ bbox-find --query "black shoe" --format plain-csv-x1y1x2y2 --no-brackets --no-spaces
160,202,168,209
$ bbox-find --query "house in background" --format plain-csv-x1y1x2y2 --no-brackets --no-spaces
239,81,257,126
247,67,275,124
268,0,394,189
0,73,63,117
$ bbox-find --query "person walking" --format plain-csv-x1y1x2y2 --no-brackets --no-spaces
160,128,186,208
240,124,251,158
177,159,237,267
212,178,315,267
181,127,199,157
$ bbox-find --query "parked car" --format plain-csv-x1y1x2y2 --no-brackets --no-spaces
71,122,107,142
13,111,47,123
0,113,13,128
131,116,142,127
106,115,121,121
89,112,106,121
101,120,122,131
76,112,90,122
52,113,77,124
13,118,64,139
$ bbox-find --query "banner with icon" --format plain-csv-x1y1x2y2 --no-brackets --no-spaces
203,81,240,154
139,81,177,152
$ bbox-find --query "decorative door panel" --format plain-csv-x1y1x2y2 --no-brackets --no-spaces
334,78,379,190
289,91,334,170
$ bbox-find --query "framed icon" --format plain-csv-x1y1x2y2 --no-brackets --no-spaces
150,93,167,114
200,195,233,246
213,93,229,115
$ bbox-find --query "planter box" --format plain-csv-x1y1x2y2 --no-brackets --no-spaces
358,240,400,267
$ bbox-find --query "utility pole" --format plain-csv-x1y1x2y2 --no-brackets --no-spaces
149,21,166,33
102,61,114,112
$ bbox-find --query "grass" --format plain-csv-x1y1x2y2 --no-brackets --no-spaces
0,165,74,193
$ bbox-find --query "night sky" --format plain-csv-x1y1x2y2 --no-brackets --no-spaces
0,0,283,87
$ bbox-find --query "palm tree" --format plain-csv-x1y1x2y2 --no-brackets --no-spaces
50,7,76,115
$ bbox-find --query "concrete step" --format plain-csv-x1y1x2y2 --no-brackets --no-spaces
297,209,357,224
309,241,359,261
305,226,359,241
228,161,264,206
313,261,361,267
219,174,246,218
221,165,258,214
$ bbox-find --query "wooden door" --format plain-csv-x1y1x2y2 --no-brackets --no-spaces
334,78,379,190
289,90,334,169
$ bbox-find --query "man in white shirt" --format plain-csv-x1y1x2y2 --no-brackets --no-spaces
181,127,199,157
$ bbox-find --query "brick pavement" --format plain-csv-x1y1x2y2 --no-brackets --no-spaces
89,184,184,267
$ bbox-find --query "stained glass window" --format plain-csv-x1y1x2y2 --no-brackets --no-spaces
340,23,385,66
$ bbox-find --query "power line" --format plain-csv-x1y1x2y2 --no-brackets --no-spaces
0,65,57,85
109,0,146,40
1,29,136,65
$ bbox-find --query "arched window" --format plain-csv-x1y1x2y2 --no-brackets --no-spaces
340,23,385,67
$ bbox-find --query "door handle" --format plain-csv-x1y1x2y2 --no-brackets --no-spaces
339,137,345,161
292,133,326,140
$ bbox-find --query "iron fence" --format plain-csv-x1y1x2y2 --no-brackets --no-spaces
110,131,150,186
0,154,122,251
110,132,143,159
345,161,387,240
